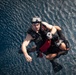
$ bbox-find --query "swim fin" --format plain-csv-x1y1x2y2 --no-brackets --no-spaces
50,60,63,73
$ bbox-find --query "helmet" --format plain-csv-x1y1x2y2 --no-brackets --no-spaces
31,16,41,23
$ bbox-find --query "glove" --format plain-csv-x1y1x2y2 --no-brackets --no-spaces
46,32,53,39
52,33,59,42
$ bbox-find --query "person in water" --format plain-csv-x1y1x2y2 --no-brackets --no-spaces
40,22,70,60
21,16,70,62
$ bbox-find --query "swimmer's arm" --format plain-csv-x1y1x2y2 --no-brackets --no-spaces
21,34,33,62
45,24,57,34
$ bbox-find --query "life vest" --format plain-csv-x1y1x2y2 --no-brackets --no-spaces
27,28,44,45
27,28,51,52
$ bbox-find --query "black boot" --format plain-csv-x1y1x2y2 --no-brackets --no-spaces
50,60,63,73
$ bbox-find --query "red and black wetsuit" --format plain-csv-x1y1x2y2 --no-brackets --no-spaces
27,28,70,56
27,28,51,53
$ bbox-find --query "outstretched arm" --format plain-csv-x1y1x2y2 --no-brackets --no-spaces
21,34,33,62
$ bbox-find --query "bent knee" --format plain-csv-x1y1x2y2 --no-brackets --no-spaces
60,43,70,51
46,54,57,60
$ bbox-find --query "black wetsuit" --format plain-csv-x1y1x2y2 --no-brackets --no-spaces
27,28,70,56
27,28,47,49
44,30,70,55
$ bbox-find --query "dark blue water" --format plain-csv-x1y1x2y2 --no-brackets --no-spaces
0,0,76,75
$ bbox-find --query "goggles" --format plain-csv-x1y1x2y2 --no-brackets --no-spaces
31,17,41,23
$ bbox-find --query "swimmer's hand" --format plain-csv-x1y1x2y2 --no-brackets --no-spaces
25,54,32,62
